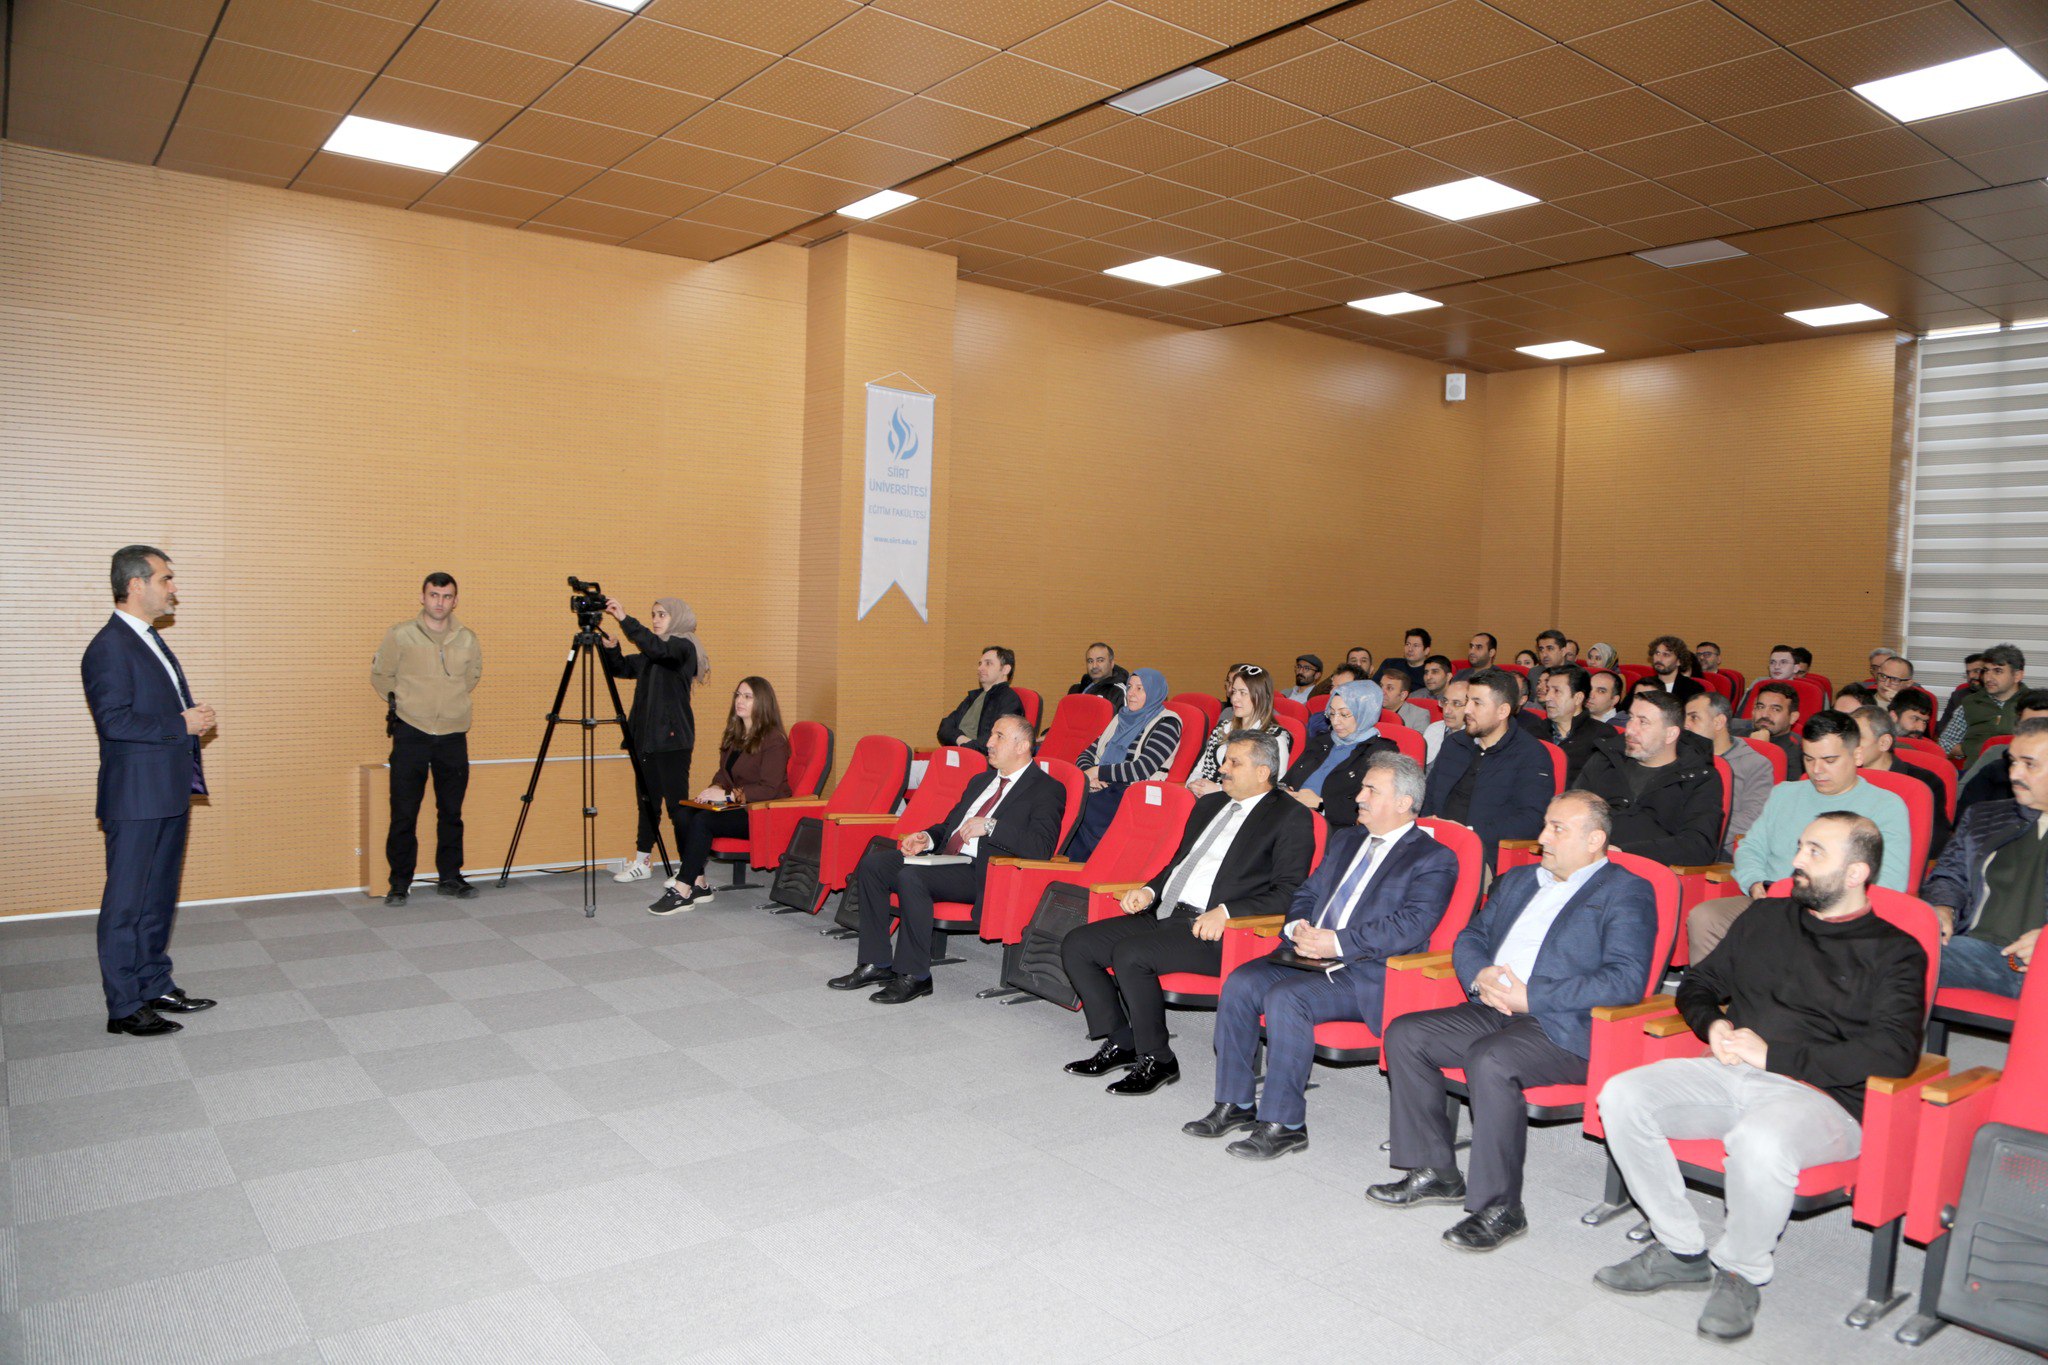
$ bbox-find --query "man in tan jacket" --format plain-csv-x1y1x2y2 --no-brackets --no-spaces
371,573,482,905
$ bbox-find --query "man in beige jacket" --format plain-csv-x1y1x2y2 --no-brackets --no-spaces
371,573,482,905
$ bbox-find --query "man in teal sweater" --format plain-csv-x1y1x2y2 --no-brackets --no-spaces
1686,711,1911,961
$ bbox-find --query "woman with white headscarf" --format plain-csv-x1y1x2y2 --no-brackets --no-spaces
600,594,707,905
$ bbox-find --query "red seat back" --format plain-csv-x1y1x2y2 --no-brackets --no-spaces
1982,733,2016,756
1014,688,1042,732
1036,758,1087,855
1858,768,1932,894
1382,724,1425,766
888,745,986,834
787,721,832,797
1745,735,1788,785
1697,672,1732,700
1894,751,1957,822
1273,696,1307,725
1804,673,1833,697
1605,851,1682,987
1539,738,1566,796
1791,678,1827,721
1411,696,1442,724
1309,810,1327,873
1867,887,1942,1024
1719,668,1746,701
1307,694,1330,716
1713,755,1733,844
1417,818,1483,950
1276,715,1307,771
1988,966,2048,1130
1618,664,1653,688
1037,693,1113,765
1084,781,1196,885
1163,703,1206,784
825,734,912,816
1170,691,1221,732
1896,735,1947,766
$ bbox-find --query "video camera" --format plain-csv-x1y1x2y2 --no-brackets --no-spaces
568,576,607,630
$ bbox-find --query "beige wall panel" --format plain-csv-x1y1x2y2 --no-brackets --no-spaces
1473,366,1562,650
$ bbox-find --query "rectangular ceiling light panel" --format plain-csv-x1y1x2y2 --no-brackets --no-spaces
1854,49,2048,122
1392,176,1539,221
1348,292,1442,315
1785,303,1888,327
1108,67,1227,115
1516,340,1603,359
1104,256,1221,287
838,189,916,219
323,115,478,172
1634,239,1748,268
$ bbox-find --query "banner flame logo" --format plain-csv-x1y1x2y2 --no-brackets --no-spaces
887,404,920,461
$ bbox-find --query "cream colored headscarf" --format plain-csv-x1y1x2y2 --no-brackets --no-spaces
654,597,709,680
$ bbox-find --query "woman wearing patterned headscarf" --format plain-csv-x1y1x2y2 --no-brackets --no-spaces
600,594,706,908
1068,668,1182,860
1279,679,1396,828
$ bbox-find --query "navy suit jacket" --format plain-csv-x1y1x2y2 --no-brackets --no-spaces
83,613,203,822
1284,824,1459,1027
1450,859,1658,1058
1422,722,1554,868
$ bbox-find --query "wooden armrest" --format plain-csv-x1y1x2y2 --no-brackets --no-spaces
1229,915,1287,935
1091,881,1146,896
990,858,1073,871
1922,1066,2003,1105
1497,839,1539,852
1388,951,1453,971
1702,866,1735,884
1643,1016,1695,1039
1867,1054,1950,1095
829,813,897,825
1592,995,1676,1022
1421,962,1459,980
753,797,826,810
1668,864,1731,877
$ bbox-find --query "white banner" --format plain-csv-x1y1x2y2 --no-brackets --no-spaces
857,383,935,621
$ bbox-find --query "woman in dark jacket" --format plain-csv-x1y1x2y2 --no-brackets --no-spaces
644,676,792,915
1280,679,1395,829
600,594,705,896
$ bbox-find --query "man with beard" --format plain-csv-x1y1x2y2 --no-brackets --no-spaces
1068,642,1128,703
1593,813,1924,1344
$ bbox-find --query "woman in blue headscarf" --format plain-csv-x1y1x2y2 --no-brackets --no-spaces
1068,667,1183,860
1280,678,1396,829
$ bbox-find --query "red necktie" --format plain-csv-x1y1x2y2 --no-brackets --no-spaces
944,776,1009,854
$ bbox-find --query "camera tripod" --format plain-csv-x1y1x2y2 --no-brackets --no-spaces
498,625,669,917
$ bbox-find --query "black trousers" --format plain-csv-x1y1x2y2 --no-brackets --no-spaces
676,805,749,882
1382,1002,1586,1212
1061,909,1221,1060
634,748,692,856
387,721,469,890
851,843,983,980
98,812,189,1018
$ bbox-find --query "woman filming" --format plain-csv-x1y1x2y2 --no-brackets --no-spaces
600,595,704,901
641,677,791,915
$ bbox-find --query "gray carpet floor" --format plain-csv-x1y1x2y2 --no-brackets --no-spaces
0,872,2028,1364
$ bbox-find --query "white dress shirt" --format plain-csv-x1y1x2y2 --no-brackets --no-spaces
1171,791,1265,911
1288,821,1414,942
1494,856,1607,985
114,608,183,698
952,765,1030,857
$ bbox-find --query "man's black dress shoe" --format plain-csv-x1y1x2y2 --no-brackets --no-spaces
1366,1167,1468,1208
107,1008,181,1037
1443,1202,1528,1252
1105,1054,1179,1095
383,890,408,906
1063,1041,1137,1077
1227,1121,1309,1161
871,975,932,1004
1182,1103,1257,1138
146,989,216,1013
828,964,897,992
436,880,479,900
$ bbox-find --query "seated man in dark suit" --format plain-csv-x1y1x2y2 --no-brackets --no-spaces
1371,791,1658,1251
830,715,1064,1004
1186,753,1457,1159
937,645,1023,755
1062,730,1315,1095
1540,664,1619,787
1422,667,1556,869
1571,689,1723,866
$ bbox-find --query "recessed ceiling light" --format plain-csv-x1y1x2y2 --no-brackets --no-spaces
1392,176,1539,221
1634,239,1749,268
1516,341,1603,360
1108,66,1227,115
2011,316,2048,331
1103,256,1220,287
1348,292,1442,316
322,115,478,173
1785,303,1889,327
585,0,653,10
1853,48,2048,122
1925,323,2001,338
837,189,916,220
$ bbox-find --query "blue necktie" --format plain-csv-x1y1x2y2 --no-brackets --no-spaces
1316,836,1384,930
149,627,207,795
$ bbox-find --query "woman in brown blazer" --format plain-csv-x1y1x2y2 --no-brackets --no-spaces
646,676,793,915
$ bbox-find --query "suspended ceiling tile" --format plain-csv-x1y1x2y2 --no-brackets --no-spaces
1063,116,1221,172
1336,84,1507,145
217,0,414,70
579,21,778,98
1020,196,1150,236
1522,87,1698,148
1484,0,1693,44
1713,90,1897,154
867,0,1098,50
637,0,860,52
1008,3,1218,90
460,144,605,195
575,169,716,217
1600,121,1757,177
13,0,209,81
490,108,651,164
847,96,1026,157
1645,46,1839,122
295,148,441,197
955,219,1083,256
1910,92,2048,159
159,124,310,181
1659,154,1816,203
529,70,711,137
6,49,185,161
1241,118,1398,174
194,41,375,113
1717,183,1862,229
928,173,1070,217
722,59,908,127
922,54,1118,125
381,28,571,106
784,134,947,185
669,101,836,161
1505,152,1642,199
1236,42,1425,114
1086,173,1224,217
1156,146,1297,196
352,78,522,143
1441,43,1633,117
424,0,631,64
1421,119,1579,177
1790,5,2001,88
529,196,668,239
1319,146,1467,198
733,163,876,212
1239,174,1373,219
993,148,1139,196
793,7,995,90
1312,197,1436,238
156,157,294,189
679,193,819,235
1202,26,1330,80
1350,0,1552,81
633,216,762,258
1161,195,1296,238
1569,2,1778,85
416,175,568,220
176,86,340,147
1775,126,1948,182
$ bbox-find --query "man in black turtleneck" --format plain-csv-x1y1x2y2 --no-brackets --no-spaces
1590,812,1926,1344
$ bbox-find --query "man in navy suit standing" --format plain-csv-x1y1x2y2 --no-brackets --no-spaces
1371,790,1657,1251
1183,752,1458,1160
82,545,218,1037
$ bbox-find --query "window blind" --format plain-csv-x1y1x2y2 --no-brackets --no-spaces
1905,327,2048,692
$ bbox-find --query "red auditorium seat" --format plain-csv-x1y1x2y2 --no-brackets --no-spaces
1307,694,1329,716
1410,696,1441,724
1150,813,1327,1009
742,733,908,873
1582,884,1945,1331
921,758,1087,960
1276,714,1307,771
1014,688,1042,733
1860,766,1933,895
1163,702,1207,784
977,781,1195,949
1745,735,1788,785
1036,692,1113,765
1894,752,1956,823
1273,696,1307,726
709,720,831,886
815,745,985,904
1380,723,1424,767
1169,692,1221,733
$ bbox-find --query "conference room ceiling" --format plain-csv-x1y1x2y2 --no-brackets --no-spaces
7,0,2047,370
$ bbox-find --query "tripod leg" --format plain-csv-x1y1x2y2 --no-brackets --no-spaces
499,642,581,886
582,652,598,918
